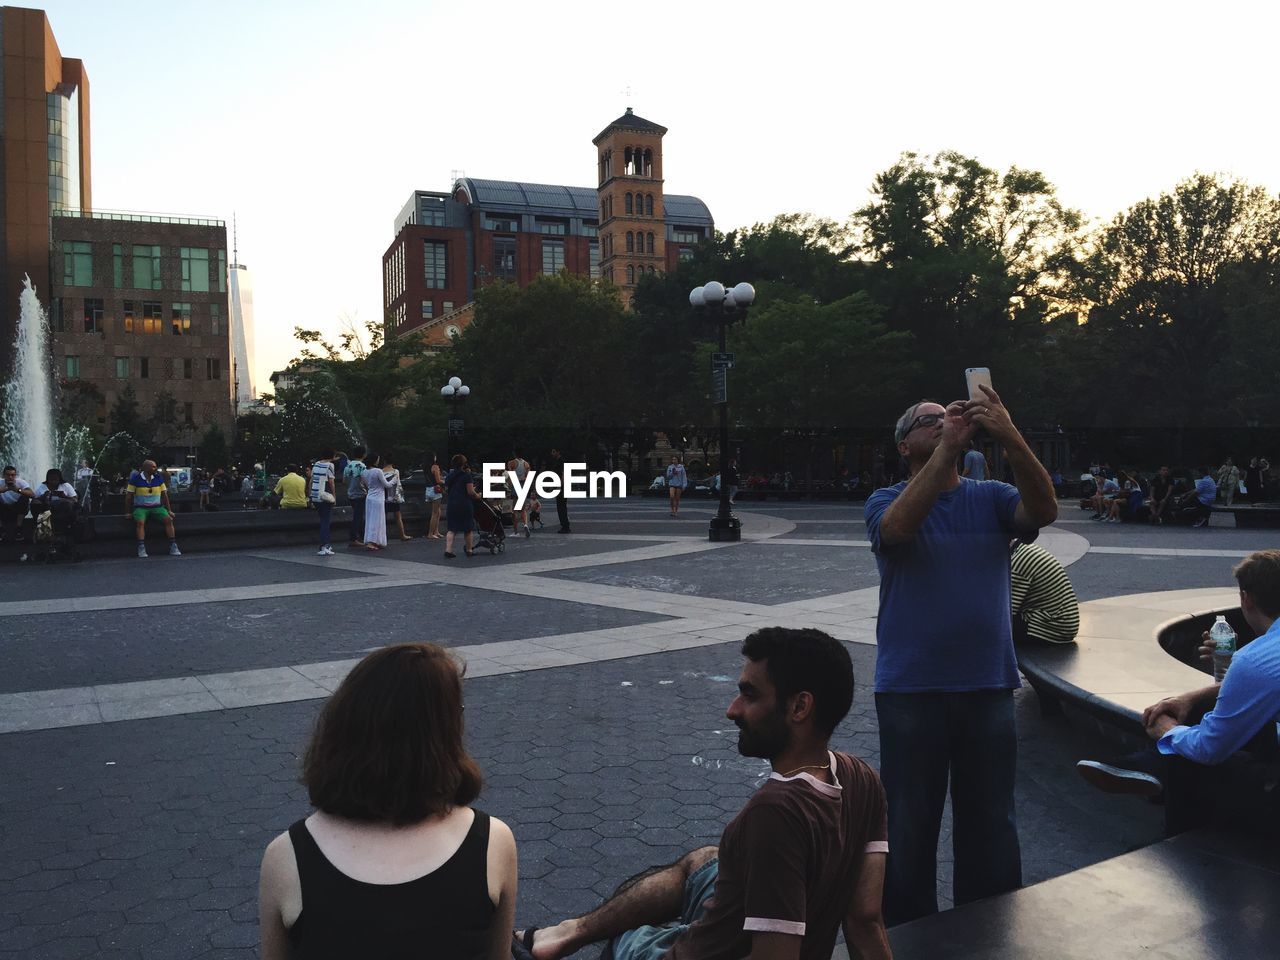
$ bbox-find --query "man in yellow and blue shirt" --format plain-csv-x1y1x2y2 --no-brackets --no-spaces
125,459,181,558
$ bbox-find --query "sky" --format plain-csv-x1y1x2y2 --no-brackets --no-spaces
34,0,1280,394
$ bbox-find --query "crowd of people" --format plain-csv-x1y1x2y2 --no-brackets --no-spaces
1081,456,1274,527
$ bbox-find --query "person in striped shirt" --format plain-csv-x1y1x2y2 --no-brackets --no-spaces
1010,540,1080,644
125,459,180,558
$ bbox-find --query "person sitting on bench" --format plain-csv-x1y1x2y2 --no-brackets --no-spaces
514,627,892,960
1077,549,1280,838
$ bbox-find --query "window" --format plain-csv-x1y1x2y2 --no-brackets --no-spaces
142,301,163,334
626,232,635,253
140,357,150,379
65,355,80,378
484,214,519,232
210,303,221,335
625,193,633,215
672,227,704,244
132,245,162,289
536,219,567,235
647,232,655,255
679,247,695,262
589,241,600,279
206,358,220,379
645,194,654,217
419,197,446,226
180,247,211,292
114,357,130,378
183,358,194,379
217,250,227,293
541,239,565,275
443,300,454,314
626,265,635,284
113,244,124,288
424,241,447,289
63,241,93,286
421,300,434,320
50,298,65,332
582,221,599,238
600,200,607,221
171,302,192,336
82,298,105,333
184,402,194,424
493,237,517,281
648,266,656,275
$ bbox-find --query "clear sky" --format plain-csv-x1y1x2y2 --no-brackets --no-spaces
34,0,1280,392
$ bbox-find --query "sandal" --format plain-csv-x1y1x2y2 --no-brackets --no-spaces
464,549,475,557
512,929,537,960
444,551,456,559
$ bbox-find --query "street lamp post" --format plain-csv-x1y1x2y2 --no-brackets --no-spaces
440,376,470,458
689,280,755,542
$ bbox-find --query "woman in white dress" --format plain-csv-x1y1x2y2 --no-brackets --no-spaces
361,453,391,550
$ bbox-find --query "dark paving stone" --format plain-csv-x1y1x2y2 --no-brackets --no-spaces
0,585,671,693
1066,552,1246,603
539,544,882,604
2,554,366,601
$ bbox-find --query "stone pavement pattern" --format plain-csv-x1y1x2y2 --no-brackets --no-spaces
0,501,1264,958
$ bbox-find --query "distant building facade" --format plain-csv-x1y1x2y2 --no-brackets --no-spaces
49,211,234,456
228,257,256,410
0,5,92,358
382,109,712,343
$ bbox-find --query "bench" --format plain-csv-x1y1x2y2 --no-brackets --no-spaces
1212,504,1280,528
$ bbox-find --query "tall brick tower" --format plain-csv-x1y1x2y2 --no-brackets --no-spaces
594,108,666,305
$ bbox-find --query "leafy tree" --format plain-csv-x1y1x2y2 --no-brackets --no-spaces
197,423,230,469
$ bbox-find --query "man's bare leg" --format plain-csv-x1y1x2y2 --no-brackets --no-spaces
524,846,717,960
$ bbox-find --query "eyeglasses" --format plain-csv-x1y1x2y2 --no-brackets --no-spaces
905,412,944,435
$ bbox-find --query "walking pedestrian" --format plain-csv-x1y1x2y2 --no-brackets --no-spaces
361,453,391,551
309,449,336,556
1245,457,1267,505
1217,457,1241,507
444,454,480,558
424,452,444,540
383,457,411,541
344,446,367,547
666,454,687,518
549,447,571,533
506,447,533,538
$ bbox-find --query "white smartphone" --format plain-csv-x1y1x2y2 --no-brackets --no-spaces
965,367,993,402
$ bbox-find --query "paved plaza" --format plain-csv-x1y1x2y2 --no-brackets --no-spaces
0,499,1269,959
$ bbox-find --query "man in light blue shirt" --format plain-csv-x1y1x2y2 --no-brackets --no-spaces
1078,549,1280,836
1190,465,1217,527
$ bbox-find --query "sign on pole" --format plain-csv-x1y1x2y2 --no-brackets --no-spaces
711,367,727,405
711,352,735,370
448,418,465,438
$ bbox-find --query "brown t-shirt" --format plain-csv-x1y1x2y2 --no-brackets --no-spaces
669,751,888,960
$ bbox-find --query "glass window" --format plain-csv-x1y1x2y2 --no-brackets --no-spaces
541,239,565,275
140,357,150,379
626,265,635,284
645,194,654,216
112,244,123,288
183,358,194,379
50,298,65,332
210,303,221,335
63,241,92,286
424,241,447,289
647,232,655,255
493,237,517,281
484,214,519,232
589,241,600,279
122,301,136,334
626,232,634,253
443,301,454,314
419,197,446,226
217,250,227,293
672,228,704,244
83,298,104,333
142,301,163,335
625,193,633,215
422,300,434,320
184,402,194,423
180,247,211,293
679,246,695,262
206,358,220,379
171,302,192,336
65,355,80,378
114,357,130,379
536,219,567,235
132,245,162,289
581,221,599,237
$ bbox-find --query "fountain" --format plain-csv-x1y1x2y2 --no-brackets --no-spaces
0,276,56,479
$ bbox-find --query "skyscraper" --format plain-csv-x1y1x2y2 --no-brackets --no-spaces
228,239,257,409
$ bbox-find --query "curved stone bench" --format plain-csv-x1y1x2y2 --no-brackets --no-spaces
1016,587,1254,737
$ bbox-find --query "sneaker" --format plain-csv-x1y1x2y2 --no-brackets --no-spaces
1091,514,1104,521
137,544,148,558
1106,516,1120,523
1192,518,1208,528
1076,759,1163,797
317,547,329,556
524,524,531,538
169,543,182,557
323,545,335,555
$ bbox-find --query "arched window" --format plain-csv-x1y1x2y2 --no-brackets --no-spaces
601,200,607,221
626,265,635,284
624,193,633,215
626,232,635,252
645,194,654,217
648,266,656,275
643,149,652,176
647,232,655,254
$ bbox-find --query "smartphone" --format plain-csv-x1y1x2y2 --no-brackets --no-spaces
965,367,993,402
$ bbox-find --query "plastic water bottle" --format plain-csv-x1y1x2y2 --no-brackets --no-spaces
1210,615,1237,682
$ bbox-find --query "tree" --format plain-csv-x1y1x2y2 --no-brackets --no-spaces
197,423,230,469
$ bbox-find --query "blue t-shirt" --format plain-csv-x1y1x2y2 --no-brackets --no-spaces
865,479,1024,693
1195,476,1217,505
962,449,987,480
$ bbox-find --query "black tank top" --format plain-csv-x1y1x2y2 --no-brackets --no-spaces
287,810,495,959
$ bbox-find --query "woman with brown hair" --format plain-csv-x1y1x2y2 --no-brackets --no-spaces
424,451,445,540
444,453,482,558
258,643,518,959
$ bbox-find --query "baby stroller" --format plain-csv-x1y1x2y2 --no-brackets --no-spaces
474,499,506,555
29,504,81,563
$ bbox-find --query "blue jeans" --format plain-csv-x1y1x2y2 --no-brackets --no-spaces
315,501,332,547
876,690,1021,926
607,858,718,960
349,496,365,542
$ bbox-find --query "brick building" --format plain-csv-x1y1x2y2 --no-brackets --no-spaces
0,5,91,358
382,109,713,343
49,211,234,458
